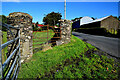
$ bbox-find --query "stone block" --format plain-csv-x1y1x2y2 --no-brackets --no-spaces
56,40,63,46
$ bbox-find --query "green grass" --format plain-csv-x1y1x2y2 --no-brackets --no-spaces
33,30,54,49
18,35,119,79
53,54,118,79
2,31,8,63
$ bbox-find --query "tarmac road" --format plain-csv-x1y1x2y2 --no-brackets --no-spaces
72,32,120,58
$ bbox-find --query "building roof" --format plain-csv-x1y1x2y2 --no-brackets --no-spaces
38,24,44,27
32,23,44,27
80,15,111,26
32,23,35,24
80,16,94,26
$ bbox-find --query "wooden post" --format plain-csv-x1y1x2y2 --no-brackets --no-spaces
60,26,61,40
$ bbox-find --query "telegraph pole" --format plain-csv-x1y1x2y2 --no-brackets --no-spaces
64,0,66,19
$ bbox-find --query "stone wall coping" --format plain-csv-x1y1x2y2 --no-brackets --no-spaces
9,12,33,19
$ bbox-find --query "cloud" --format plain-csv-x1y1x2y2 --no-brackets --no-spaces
2,0,20,2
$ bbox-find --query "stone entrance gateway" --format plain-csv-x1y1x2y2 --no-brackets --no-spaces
7,12,72,63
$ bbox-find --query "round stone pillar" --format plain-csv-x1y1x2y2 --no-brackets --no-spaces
7,12,33,62
56,19,72,45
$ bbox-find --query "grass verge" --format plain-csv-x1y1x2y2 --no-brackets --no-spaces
18,35,119,79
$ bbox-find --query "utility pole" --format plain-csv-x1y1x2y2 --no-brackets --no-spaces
64,0,66,19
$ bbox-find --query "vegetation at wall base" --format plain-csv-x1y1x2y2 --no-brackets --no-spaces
18,35,119,79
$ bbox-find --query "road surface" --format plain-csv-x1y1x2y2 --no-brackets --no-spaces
72,32,120,58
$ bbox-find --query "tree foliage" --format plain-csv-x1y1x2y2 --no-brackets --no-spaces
35,22,39,28
71,17,82,22
43,12,62,26
0,15,7,23
113,16,119,21
91,17,96,20
0,15,7,30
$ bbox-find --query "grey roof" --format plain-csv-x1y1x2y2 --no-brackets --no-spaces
80,16,93,26
80,15,111,26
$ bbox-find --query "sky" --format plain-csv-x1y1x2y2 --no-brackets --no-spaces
1,2,119,24
1,0,120,2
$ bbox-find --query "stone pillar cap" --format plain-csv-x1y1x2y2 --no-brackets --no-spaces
9,12,33,19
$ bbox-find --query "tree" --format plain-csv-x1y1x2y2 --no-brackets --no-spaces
71,17,82,22
43,12,62,26
113,16,119,20
35,22,39,28
0,15,7,23
91,17,96,20
0,15,7,30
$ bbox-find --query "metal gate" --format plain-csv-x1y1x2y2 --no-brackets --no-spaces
0,23,20,80
33,25,61,52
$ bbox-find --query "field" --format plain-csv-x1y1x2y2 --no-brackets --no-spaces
33,30,54,50
18,34,119,79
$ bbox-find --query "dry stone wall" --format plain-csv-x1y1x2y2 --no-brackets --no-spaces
7,12,33,63
56,19,72,45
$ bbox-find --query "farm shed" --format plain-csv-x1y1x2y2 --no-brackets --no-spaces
72,15,120,32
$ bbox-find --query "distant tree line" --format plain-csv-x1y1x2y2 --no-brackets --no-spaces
0,15,7,23
113,16,120,21
32,22,40,31
0,15,7,31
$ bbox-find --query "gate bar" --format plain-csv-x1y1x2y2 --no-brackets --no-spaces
11,63,18,80
1,23,20,80
5,55,18,79
0,23,19,30
2,37,19,49
2,45,20,70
